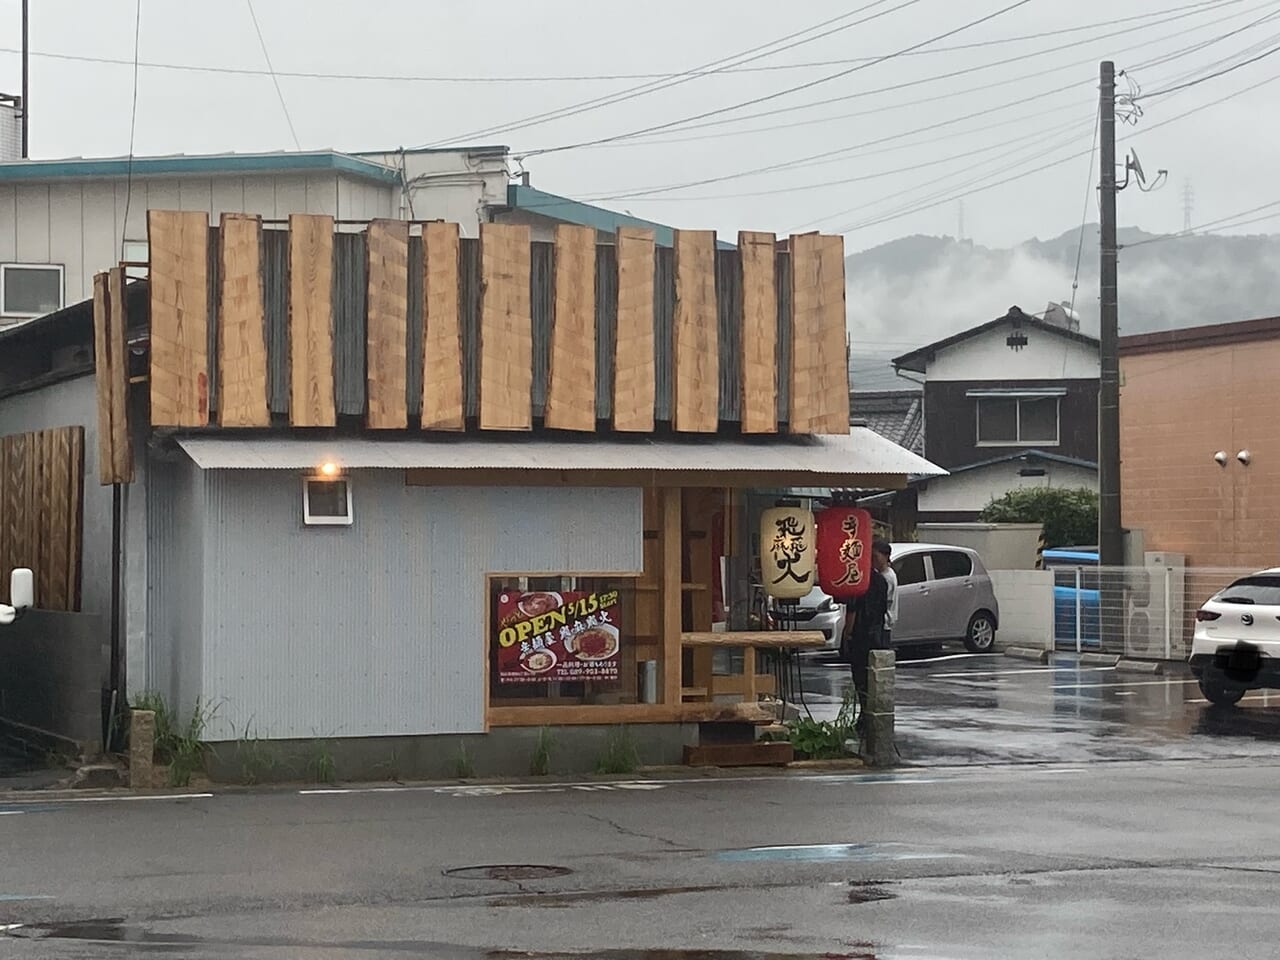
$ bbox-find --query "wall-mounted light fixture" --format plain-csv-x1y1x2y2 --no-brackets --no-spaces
1237,450,1252,466
1214,451,1228,466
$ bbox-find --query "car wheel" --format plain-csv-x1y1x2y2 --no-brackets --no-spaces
1198,672,1246,707
964,612,997,653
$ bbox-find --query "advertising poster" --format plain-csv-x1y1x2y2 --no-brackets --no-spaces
495,589,622,684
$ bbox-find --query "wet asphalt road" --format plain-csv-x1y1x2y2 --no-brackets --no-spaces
1,652,1279,958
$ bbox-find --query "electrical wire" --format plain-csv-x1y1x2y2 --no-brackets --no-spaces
1069,106,1102,318
1136,40,1280,97
541,0,1270,151
519,0,1038,160
245,0,301,151
0,0,1247,85
1121,199,1280,247
413,0,918,149
120,0,142,261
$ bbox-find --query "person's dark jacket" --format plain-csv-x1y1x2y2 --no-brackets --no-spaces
841,568,888,662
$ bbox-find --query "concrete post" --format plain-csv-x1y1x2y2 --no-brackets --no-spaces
864,650,896,767
129,709,155,789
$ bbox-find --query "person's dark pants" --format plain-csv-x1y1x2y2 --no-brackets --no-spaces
849,639,871,723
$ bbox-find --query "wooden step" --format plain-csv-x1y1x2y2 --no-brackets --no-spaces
683,741,794,768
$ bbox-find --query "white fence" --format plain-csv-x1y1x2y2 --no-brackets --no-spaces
989,570,1055,650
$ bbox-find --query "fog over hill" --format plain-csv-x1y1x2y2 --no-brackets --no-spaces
846,226,1280,390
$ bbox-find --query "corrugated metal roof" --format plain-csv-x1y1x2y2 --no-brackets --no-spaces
0,150,400,184
176,427,944,477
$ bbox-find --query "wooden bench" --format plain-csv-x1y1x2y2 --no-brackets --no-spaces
680,631,826,704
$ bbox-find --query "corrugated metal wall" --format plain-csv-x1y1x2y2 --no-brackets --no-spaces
192,471,642,739
145,453,206,712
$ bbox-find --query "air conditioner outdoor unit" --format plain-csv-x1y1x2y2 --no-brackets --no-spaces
1124,553,1186,659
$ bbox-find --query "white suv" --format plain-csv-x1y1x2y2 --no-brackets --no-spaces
1189,569,1280,706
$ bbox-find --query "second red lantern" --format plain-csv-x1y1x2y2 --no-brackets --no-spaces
816,506,874,600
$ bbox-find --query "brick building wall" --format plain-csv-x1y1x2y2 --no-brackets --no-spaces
1120,319,1280,568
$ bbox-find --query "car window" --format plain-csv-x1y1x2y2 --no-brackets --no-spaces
893,553,926,586
929,550,973,580
1216,575,1280,605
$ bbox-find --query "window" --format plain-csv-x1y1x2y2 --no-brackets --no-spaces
976,396,1059,445
1216,576,1280,606
303,479,353,526
893,553,927,586
929,550,973,580
122,240,149,280
1,263,64,319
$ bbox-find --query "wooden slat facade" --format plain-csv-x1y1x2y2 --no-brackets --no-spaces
544,224,597,431
788,233,850,434
92,269,133,484
136,211,855,439
738,231,778,434
612,227,656,432
0,426,84,612
216,214,270,427
365,219,410,429
148,209,210,427
288,213,336,427
421,222,465,431
478,222,533,431
672,230,718,433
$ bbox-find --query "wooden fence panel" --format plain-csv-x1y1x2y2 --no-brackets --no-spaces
479,222,533,430
545,224,597,430
288,214,336,427
613,228,656,432
366,219,410,429
148,210,210,426
789,233,849,434
421,222,465,430
217,214,270,427
738,231,778,434
673,230,718,433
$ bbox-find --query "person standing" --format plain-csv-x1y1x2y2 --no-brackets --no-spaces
841,555,888,728
874,540,897,649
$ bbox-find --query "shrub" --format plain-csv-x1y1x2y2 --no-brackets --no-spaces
978,487,1098,548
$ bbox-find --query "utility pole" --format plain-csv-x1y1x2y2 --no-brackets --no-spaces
20,0,29,157
1098,61,1123,568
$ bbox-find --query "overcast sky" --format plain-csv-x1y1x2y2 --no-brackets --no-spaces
2,0,1278,253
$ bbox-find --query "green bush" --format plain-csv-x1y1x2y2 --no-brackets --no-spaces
130,692,217,786
596,726,640,775
787,688,858,760
978,487,1098,548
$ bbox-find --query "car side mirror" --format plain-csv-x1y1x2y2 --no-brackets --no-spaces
10,568,33,611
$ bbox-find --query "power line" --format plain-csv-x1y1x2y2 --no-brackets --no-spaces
549,0,1268,151
519,0,1038,160
245,0,301,151
1070,106,1102,318
1121,199,1280,246
414,0,919,149
1126,3,1280,71
0,0,1247,85
120,0,142,261
1135,40,1280,97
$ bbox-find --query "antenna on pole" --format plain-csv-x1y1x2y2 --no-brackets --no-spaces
20,0,28,157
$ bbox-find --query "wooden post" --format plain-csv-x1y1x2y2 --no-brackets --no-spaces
661,487,682,706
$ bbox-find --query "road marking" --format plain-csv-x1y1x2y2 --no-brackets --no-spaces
1051,679,1197,690
1116,690,1137,696
1,923,25,931
0,811,23,816
715,842,966,863
1186,694,1276,705
929,666,1116,680
1042,768,1087,774
897,653,1003,666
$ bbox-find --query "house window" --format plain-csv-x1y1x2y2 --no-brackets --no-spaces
1,263,64,319
303,478,353,526
123,240,149,280
976,396,1059,445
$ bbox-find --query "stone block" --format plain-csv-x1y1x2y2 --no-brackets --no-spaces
129,710,156,789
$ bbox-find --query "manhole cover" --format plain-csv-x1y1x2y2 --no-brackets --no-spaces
443,864,572,881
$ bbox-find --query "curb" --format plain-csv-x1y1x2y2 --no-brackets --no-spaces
1078,652,1122,667
1116,659,1164,675
1004,646,1051,663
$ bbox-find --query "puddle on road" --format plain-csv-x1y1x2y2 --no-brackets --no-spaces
714,842,963,864
492,951,877,960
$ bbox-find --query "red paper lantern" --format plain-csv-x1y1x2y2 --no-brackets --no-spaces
816,506,873,600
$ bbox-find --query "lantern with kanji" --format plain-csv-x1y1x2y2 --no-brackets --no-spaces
760,506,815,599
816,506,873,600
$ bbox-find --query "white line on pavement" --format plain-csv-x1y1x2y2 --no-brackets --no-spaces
928,666,1116,680
1051,678,1198,690
12,792,215,805
0,811,23,816
897,653,1003,666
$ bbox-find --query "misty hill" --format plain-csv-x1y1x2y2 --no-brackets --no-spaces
846,226,1280,390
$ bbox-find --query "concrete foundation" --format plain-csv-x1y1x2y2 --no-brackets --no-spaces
201,724,700,785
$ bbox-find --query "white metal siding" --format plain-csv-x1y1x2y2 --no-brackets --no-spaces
196,471,642,739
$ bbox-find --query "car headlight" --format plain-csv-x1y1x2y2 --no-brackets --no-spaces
817,597,834,612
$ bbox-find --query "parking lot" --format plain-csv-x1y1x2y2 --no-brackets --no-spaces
802,647,1280,766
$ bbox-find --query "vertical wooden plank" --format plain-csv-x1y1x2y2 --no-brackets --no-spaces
789,233,850,434
366,219,410,429
739,231,778,434
421,221,464,430
0,439,7,602
106,268,133,482
148,209,210,427
92,272,116,485
613,227,655,432
20,434,40,608
45,430,70,610
479,222,533,431
288,213,336,426
661,486,683,707
545,224,597,431
673,230,718,433
217,214,270,427
66,426,84,612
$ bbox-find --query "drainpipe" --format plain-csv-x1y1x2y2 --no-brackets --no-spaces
104,482,124,750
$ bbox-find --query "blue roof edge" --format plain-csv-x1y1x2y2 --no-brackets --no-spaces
0,151,400,185
507,184,735,249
